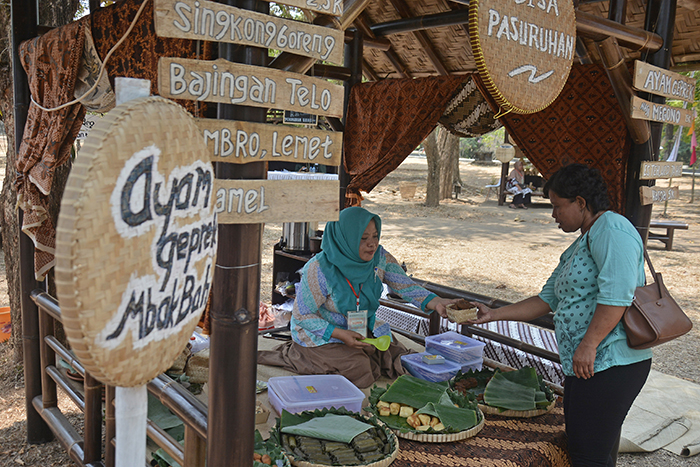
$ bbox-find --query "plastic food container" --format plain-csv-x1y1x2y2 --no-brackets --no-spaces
400,352,462,382
267,375,365,415
425,331,486,364
459,356,484,374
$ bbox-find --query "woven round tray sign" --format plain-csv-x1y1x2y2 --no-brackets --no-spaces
469,0,576,114
56,96,217,387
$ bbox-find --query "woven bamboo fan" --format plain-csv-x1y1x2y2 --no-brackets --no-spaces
469,0,576,114
55,96,216,387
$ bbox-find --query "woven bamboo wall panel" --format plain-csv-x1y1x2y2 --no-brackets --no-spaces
56,97,216,387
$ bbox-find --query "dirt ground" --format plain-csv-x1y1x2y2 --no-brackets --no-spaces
2,156,699,466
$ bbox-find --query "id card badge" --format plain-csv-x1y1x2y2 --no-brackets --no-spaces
347,310,368,338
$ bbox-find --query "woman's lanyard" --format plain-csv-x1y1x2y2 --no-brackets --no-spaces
345,278,363,312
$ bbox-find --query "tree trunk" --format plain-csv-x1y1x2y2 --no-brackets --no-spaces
660,123,674,161
439,130,459,200
424,129,440,207
452,145,462,188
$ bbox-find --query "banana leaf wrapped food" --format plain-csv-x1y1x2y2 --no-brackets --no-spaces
365,375,484,442
271,407,398,467
451,367,557,417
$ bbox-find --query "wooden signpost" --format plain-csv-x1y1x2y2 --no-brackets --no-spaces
258,0,343,16
630,95,694,127
215,179,339,224
632,61,696,103
639,161,683,180
154,0,344,64
158,57,345,118
196,118,340,164
640,186,680,205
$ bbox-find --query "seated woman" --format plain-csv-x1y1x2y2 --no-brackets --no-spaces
258,207,455,388
506,159,533,209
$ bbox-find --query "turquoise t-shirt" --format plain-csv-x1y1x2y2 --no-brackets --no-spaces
539,211,652,376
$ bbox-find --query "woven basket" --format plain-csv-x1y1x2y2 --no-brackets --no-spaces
186,348,210,384
283,417,398,467
393,408,484,443
169,345,191,373
478,397,557,418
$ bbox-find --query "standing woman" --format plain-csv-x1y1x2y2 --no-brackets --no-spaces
469,164,652,466
259,207,454,388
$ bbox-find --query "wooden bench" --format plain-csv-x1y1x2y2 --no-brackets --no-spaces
648,220,689,251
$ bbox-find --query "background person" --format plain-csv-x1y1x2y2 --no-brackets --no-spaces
258,207,455,388
506,159,533,209
468,164,652,466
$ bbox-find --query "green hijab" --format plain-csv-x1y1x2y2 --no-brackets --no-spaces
315,207,384,315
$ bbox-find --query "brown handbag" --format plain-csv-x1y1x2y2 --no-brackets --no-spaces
622,248,693,349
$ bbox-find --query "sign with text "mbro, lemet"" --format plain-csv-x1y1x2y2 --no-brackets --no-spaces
158,57,345,118
195,118,341,165
214,179,339,224
154,0,344,64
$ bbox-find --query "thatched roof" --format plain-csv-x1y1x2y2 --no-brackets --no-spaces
353,0,700,80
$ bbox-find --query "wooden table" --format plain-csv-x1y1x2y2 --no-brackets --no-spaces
648,220,689,251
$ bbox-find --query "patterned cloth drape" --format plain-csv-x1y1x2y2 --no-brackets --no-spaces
490,64,631,213
17,18,88,280
343,75,469,206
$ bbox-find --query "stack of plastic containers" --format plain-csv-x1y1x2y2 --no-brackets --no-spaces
267,375,365,415
425,331,486,374
400,352,462,382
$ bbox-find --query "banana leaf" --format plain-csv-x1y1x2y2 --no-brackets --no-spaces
280,414,372,444
377,374,449,408
416,402,478,432
483,367,550,411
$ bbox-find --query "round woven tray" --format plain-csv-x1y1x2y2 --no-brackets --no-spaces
393,409,485,443
284,417,399,467
478,397,557,418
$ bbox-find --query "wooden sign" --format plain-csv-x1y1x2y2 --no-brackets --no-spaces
284,110,318,126
640,161,683,180
259,0,343,16
56,97,216,387
469,0,576,114
633,61,696,103
640,186,680,205
215,179,339,223
631,95,694,127
158,57,345,118
154,0,344,64
195,118,341,165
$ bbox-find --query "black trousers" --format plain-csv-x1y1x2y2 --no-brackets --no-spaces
564,359,651,467
513,192,531,205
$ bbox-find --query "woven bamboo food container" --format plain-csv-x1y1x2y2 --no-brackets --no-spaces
446,299,478,323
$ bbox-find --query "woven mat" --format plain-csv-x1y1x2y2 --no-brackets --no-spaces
393,399,570,467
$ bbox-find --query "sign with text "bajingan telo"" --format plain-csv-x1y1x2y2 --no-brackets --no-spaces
195,118,341,165
158,57,345,118
630,95,695,128
639,161,683,180
214,179,339,224
469,0,576,114
56,97,216,388
154,0,344,64
632,61,696,103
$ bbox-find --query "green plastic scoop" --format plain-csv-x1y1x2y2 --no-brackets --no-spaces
361,335,391,351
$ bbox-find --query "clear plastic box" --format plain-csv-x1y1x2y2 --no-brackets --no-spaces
400,352,462,382
425,331,486,364
267,375,365,415
459,356,483,374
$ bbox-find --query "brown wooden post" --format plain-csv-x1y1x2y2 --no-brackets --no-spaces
340,29,363,209
497,162,510,206
184,426,206,467
207,0,266,465
624,0,677,239
83,373,103,464
11,0,53,444
38,311,57,410
105,385,116,467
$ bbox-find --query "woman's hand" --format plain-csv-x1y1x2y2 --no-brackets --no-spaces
426,297,458,319
467,302,497,324
572,341,597,379
332,328,372,349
